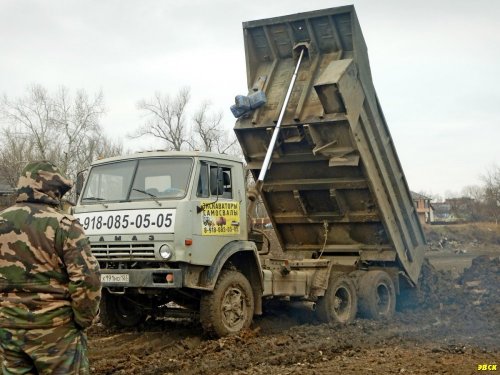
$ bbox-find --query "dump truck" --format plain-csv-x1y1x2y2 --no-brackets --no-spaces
73,5,426,337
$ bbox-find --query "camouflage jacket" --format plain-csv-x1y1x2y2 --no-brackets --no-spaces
0,161,101,329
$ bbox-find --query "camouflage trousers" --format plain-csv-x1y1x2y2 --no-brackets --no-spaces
0,324,89,374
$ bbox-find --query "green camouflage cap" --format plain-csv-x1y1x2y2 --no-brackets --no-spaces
16,161,73,205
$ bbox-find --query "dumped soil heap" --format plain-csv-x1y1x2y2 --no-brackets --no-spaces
459,255,500,310
415,255,500,311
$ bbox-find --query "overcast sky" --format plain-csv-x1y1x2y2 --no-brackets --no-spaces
1,0,499,198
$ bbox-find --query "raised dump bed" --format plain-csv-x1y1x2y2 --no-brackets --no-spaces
234,6,426,285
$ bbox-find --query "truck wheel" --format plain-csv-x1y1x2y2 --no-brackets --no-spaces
316,272,357,324
99,290,146,328
357,270,396,319
200,270,254,337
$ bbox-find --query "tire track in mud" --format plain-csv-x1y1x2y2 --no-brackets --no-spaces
87,254,499,374
88,306,499,374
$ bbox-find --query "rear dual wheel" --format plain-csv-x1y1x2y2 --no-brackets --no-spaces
316,272,358,324
357,270,396,319
316,270,396,323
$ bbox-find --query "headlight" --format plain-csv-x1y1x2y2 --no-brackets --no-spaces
159,244,173,260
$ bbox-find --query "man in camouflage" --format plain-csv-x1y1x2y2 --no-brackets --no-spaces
0,161,101,374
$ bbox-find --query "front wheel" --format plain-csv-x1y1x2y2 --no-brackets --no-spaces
316,272,357,324
99,290,146,328
200,270,254,337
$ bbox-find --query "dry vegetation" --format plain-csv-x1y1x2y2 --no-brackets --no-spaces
424,222,500,247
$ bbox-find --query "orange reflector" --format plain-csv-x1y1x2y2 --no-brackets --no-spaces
185,239,193,246
166,274,174,283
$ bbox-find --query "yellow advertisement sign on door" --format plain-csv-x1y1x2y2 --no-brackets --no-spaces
201,201,240,236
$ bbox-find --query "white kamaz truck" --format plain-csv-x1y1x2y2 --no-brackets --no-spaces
73,6,426,337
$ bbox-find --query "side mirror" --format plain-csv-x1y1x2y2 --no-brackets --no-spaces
76,170,86,198
197,163,221,214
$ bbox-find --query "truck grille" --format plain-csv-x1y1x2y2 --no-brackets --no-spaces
90,243,156,260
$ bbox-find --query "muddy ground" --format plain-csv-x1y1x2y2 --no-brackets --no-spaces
1,225,497,374
86,224,499,375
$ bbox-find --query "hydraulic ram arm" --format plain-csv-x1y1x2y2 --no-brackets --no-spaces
257,46,305,184
247,46,305,230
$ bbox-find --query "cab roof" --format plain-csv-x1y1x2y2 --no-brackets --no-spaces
91,150,244,166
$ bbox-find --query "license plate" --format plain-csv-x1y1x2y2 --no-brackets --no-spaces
100,273,129,283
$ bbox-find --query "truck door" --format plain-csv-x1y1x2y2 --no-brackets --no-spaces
190,161,244,265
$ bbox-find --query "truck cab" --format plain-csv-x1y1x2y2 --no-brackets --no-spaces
74,151,263,335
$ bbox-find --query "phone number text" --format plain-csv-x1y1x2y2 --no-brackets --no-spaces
82,212,173,231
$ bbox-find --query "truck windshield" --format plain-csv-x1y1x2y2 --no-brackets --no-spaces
81,158,192,203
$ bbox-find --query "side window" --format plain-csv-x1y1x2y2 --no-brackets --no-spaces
221,168,232,199
197,162,209,198
197,162,232,199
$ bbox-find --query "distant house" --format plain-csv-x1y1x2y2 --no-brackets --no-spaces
411,191,434,224
432,202,452,221
444,197,476,222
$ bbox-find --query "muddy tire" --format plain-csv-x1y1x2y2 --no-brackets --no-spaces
316,272,357,324
99,290,146,328
357,270,396,319
200,270,254,337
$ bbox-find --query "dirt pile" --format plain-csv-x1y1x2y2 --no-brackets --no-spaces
400,255,499,312
459,255,500,309
415,259,462,308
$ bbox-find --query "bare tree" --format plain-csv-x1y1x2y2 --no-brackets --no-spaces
460,185,485,221
0,128,37,187
482,164,500,224
133,88,240,155
416,190,441,202
0,84,122,188
190,101,238,154
133,87,190,151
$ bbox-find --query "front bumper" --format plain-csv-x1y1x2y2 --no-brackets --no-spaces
99,268,183,288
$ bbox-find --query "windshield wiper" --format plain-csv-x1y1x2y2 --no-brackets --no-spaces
132,188,162,206
132,188,158,198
